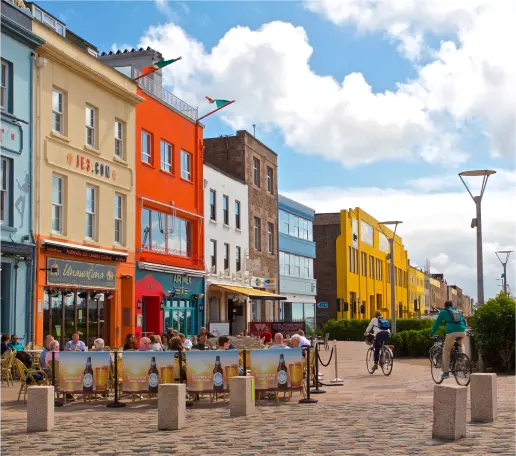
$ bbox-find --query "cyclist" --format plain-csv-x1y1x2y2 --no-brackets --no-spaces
430,300,467,379
364,311,390,371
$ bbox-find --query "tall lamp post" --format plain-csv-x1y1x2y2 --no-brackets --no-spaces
459,169,495,373
378,221,403,334
495,251,512,294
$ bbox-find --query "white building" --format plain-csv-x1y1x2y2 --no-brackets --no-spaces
203,164,250,335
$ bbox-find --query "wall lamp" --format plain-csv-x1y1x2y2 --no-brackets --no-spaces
160,301,164,311
119,274,132,279
137,300,142,310
40,265,58,273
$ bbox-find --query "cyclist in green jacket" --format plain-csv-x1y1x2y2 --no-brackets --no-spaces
430,301,467,379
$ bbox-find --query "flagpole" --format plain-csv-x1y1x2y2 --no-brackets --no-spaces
197,100,235,122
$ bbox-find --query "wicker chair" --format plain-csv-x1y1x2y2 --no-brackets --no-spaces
14,359,48,403
1,351,16,385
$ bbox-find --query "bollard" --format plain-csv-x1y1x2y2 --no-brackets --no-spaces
107,351,126,408
229,376,255,417
331,339,344,384
158,383,186,430
27,386,55,432
299,347,317,404
432,384,467,440
470,373,497,422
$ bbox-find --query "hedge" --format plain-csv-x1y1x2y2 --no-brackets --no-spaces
321,318,434,342
390,327,445,357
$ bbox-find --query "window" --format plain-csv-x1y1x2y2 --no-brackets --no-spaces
289,213,299,237
284,252,291,275
85,105,96,147
279,210,289,234
235,200,241,229
114,194,124,244
85,186,96,239
280,252,314,278
1,61,9,111
114,121,124,158
293,255,300,277
223,195,229,225
376,259,382,281
210,240,217,272
52,89,64,134
254,217,261,251
302,257,309,278
87,48,98,57
0,158,11,225
224,243,230,271
236,246,241,272
267,222,274,254
253,157,260,187
141,131,152,163
266,166,273,193
181,150,192,180
279,210,313,241
369,255,375,279
52,175,64,233
209,190,216,221
141,209,192,257
361,252,367,276
160,140,172,172
34,7,65,36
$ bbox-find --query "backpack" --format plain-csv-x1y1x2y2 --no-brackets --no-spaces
447,308,463,323
377,317,391,330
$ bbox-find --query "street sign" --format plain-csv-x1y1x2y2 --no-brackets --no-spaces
317,302,329,309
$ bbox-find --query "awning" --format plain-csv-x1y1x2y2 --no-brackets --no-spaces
210,284,286,300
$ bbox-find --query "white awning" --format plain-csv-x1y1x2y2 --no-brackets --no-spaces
281,293,316,304
138,261,205,277
42,239,128,257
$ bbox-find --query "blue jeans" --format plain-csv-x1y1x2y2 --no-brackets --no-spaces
374,331,390,363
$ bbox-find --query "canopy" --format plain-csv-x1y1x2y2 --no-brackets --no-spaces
210,284,286,300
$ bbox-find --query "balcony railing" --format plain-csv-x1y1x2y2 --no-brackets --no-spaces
131,67,198,122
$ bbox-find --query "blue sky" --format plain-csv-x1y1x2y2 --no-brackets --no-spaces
38,0,515,298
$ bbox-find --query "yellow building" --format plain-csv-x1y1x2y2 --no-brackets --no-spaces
335,208,409,320
408,265,426,316
32,15,143,347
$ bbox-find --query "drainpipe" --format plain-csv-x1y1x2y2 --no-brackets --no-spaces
33,54,47,344
25,257,34,342
13,258,19,336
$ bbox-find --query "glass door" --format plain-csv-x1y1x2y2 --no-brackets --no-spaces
163,299,195,336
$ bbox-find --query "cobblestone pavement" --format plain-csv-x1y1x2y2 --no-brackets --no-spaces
1,342,514,456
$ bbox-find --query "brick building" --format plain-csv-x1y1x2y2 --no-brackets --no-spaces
204,130,283,322
313,213,340,328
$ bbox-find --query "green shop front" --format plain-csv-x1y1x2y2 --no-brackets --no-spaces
135,262,205,340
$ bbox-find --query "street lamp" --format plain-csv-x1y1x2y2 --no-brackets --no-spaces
378,220,403,334
495,251,512,294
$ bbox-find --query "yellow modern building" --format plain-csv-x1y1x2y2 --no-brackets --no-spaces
335,207,409,320
408,265,426,316
31,12,143,347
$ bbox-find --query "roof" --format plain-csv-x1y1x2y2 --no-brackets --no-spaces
100,46,162,58
314,213,340,226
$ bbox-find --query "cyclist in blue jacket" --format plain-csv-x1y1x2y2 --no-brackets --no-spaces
430,301,467,379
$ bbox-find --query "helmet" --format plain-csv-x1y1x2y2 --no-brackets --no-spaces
365,334,374,346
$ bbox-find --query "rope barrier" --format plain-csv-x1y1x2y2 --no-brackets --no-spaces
317,347,334,367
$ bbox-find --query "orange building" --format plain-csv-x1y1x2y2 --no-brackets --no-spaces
100,48,205,339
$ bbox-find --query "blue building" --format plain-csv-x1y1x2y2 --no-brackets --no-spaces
278,195,317,331
1,0,43,343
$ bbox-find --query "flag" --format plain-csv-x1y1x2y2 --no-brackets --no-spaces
205,96,233,108
134,57,182,80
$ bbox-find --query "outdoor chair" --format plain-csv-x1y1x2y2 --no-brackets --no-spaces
1,351,16,385
14,359,48,403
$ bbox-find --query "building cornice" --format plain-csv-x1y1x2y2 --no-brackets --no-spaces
37,42,144,106
0,14,44,49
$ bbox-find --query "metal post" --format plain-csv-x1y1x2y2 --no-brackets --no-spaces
389,237,397,334
107,351,126,408
52,351,63,407
331,339,343,383
474,197,484,306
503,262,508,294
299,347,317,404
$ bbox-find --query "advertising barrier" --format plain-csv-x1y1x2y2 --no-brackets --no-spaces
122,352,179,393
59,352,111,394
185,350,239,393
250,348,303,391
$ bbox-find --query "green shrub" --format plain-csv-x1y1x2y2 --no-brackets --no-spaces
470,293,516,373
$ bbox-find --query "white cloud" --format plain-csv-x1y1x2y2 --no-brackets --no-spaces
139,21,468,167
282,170,516,300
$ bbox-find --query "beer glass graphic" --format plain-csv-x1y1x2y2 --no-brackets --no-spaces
288,362,303,388
160,365,174,384
95,366,109,391
224,364,239,389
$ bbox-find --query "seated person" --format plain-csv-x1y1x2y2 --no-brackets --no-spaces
7,334,24,351
288,334,307,357
1,334,11,357
64,333,87,351
192,334,207,350
45,340,60,367
217,335,236,350
138,337,152,351
8,334,32,367
40,335,54,369
297,329,312,347
179,333,193,350
149,335,163,351
259,328,273,344
269,333,291,349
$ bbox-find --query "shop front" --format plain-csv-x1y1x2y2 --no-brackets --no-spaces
135,262,205,339
35,239,133,348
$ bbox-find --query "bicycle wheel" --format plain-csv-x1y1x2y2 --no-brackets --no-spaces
453,353,472,386
428,344,438,362
366,347,375,374
381,349,393,376
430,351,443,384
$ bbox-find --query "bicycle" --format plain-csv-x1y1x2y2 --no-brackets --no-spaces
430,335,472,386
366,337,394,376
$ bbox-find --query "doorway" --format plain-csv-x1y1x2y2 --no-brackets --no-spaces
142,296,161,337
163,299,196,336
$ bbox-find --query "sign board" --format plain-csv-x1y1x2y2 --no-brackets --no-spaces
209,322,230,337
185,350,239,393
317,302,329,309
249,321,306,336
250,348,303,391
250,276,276,289
46,258,116,289
122,352,179,393
360,221,374,246
58,352,111,394
44,242,127,262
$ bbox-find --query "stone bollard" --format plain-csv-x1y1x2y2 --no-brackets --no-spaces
27,386,54,432
158,383,186,431
230,376,255,417
432,384,467,440
470,373,497,422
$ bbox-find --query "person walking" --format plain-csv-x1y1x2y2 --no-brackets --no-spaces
364,311,391,372
430,300,467,380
